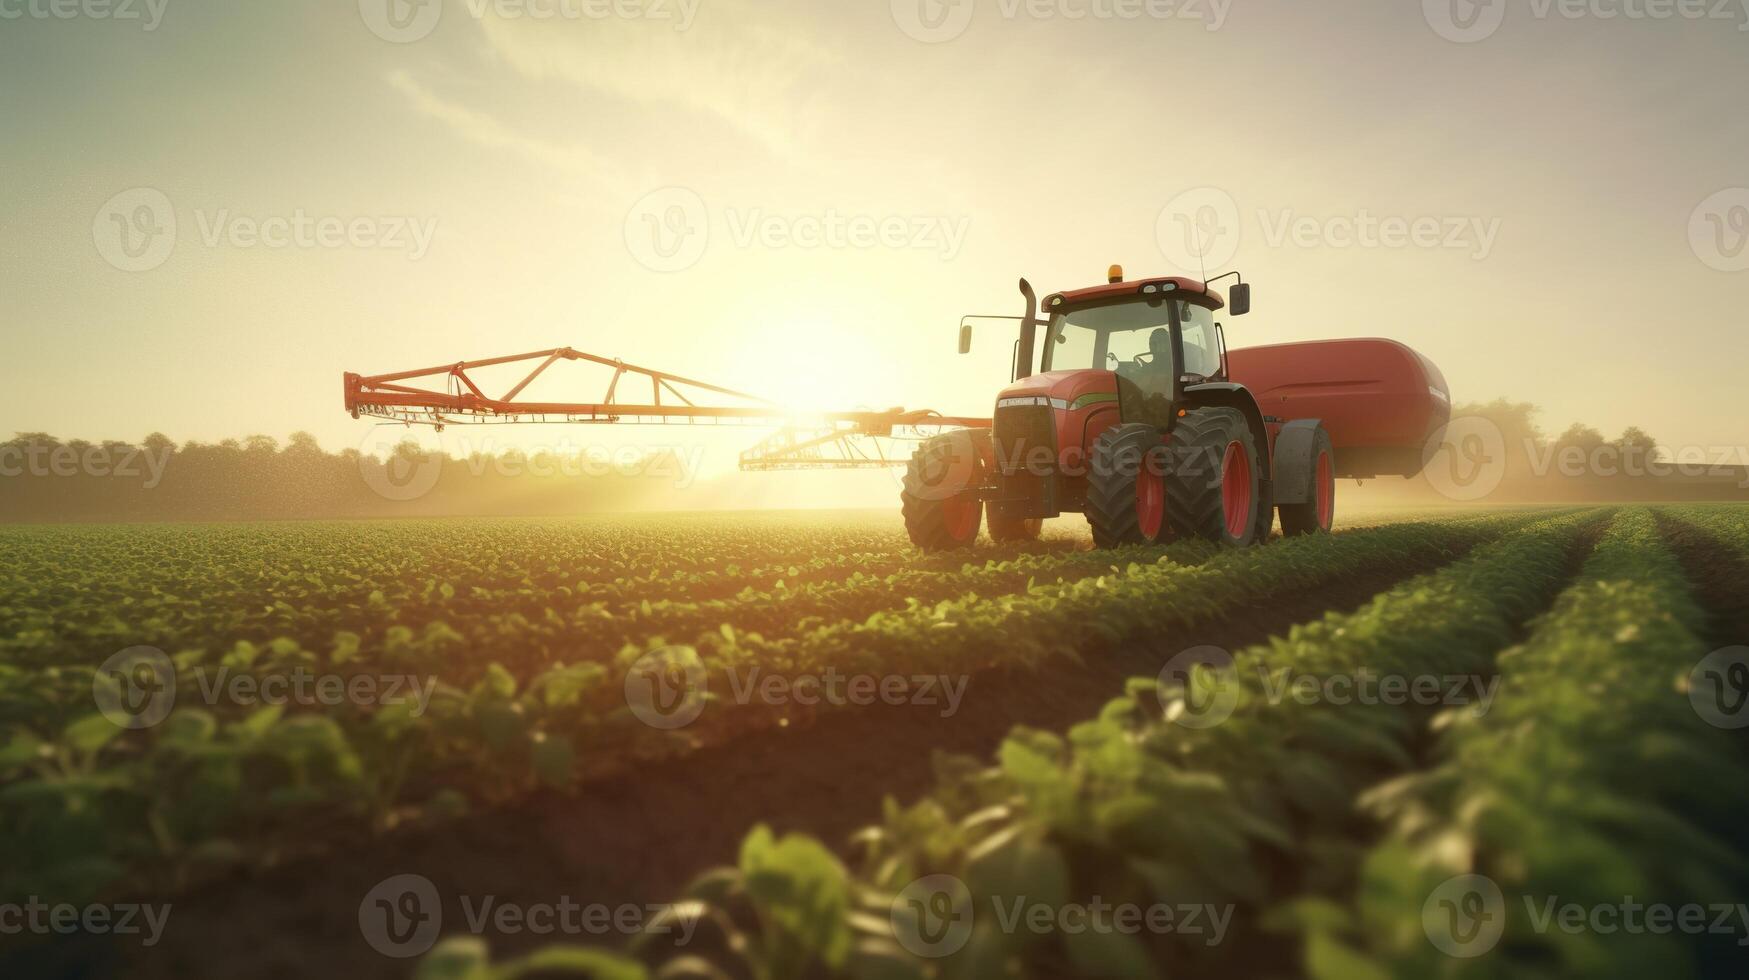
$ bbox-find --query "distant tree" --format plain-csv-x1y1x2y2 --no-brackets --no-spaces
245,435,280,454
1553,423,1606,454
142,432,176,454
1615,426,1658,454
285,431,322,456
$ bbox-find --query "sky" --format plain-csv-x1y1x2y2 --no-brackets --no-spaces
2,0,1745,507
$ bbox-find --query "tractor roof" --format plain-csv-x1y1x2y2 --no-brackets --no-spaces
1047,276,1224,312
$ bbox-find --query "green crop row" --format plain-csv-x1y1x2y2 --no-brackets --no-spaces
1307,508,1749,979
410,509,1601,980
0,513,1536,908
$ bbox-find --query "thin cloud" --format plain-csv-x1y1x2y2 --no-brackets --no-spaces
475,2,832,157
385,69,618,182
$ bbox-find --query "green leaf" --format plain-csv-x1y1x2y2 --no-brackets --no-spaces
530,733,575,789
1306,930,1390,980
64,714,122,755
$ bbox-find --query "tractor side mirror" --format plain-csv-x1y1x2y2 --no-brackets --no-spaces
958,322,973,354
1228,283,1252,316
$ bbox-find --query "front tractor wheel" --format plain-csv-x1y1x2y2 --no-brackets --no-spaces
901,430,987,552
1166,407,1264,548
1085,423,1171,549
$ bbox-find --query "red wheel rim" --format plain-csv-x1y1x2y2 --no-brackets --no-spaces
943,496,979,541
1221,440,1253,539
1136,463,1165,540
1314,450,1334,529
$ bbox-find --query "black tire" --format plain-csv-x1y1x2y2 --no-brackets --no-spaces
1280,428,1336,537
987,513,1043,542
1165,407,1263,548
901,429,986,552
1085,422,1170,549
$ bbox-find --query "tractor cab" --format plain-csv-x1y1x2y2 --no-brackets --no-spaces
1033,269,1242,432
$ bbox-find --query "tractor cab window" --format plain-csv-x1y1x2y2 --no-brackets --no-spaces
1178,301,1222,379
1042,301,1175,400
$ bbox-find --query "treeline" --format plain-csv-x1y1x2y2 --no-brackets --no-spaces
3,404,1745,523
0,432,704,523
1381,399,1749,503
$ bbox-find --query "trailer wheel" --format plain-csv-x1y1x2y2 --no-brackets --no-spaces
901,430,987,552
987,513,1043,542
1166,407,1263,548
1279,429,1336,536
1085,423,1171,549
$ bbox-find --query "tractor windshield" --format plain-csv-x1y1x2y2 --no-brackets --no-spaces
1042,299,1176,384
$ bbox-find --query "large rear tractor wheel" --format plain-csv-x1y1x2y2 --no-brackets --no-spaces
901,430,987,552
1280,428,1336,536
1085,422,1171,549
1165,407,1264,548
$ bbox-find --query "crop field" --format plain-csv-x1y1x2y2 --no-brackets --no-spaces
2,503,1747,979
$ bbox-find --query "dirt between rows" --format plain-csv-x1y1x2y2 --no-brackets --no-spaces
17,539,1479,980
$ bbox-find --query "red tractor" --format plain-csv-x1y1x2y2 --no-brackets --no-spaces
901,268,1451,551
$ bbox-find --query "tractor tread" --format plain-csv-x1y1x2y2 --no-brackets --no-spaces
1085,423,1164,549
1165,407,1259,547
